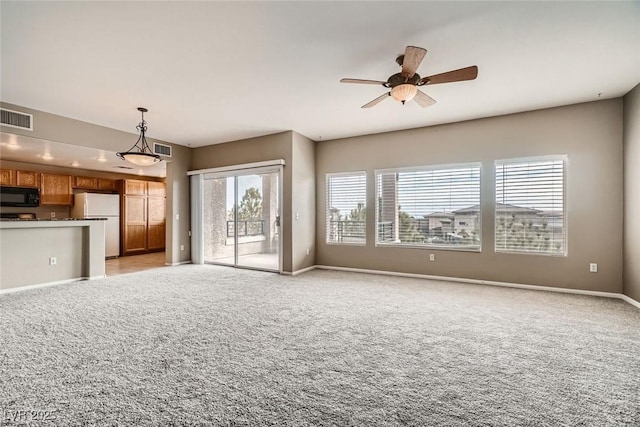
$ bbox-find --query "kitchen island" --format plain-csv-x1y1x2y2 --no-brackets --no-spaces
0,218,107,292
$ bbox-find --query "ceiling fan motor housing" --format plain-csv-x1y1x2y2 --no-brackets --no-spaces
387,72,421,88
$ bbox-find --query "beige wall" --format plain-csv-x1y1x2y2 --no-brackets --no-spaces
291,132,316,271
0,102,191,265
191,131,295,272
624,84,640,301
165,144,192,264
4,99,632,295
316,100,624,293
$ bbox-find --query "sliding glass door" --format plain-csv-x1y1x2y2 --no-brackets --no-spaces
202,167,281,272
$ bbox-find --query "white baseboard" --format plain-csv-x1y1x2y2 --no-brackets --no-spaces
0,277,87,295
165,260,192,266
314,265,640,310
282,265,317,276
619,294,640,309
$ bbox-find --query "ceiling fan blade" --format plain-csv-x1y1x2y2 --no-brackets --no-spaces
420,65,478,85
401,46,427,78
414,89,437,108
340,78,387,85
362,93,390,109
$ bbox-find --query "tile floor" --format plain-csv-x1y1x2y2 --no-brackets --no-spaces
105,252,167,277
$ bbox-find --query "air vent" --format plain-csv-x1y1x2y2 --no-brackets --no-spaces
1,108,33,131
153,142,172,157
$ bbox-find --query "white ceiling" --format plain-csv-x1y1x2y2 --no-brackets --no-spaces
0,133,167,178
2,1,640,153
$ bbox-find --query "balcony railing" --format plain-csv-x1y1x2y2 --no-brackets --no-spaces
227,220,264,237
328,219,365,242
378,221,394,241
327,220,395,243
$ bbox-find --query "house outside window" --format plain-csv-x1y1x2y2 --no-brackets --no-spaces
326,172,367,245
375,163,481,251
495,156,567,255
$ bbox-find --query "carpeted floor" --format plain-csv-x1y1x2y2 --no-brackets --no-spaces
1,265,639,426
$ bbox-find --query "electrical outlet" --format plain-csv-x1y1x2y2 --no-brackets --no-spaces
50,212,55,218
49,257,57,265
429,254,435,262
306,248,310,256
589,263,598,273
180,245,185,251
295,212,300,220
176,213,180,220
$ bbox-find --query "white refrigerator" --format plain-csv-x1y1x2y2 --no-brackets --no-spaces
71,193,120,258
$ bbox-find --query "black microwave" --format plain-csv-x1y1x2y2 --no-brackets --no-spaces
0,186,40,207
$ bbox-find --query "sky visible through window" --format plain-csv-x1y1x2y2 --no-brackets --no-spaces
226,175,262,211
395,167,481,217
327,174,366,217
496,159,564,214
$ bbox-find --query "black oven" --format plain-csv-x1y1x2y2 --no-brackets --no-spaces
0,186,40,207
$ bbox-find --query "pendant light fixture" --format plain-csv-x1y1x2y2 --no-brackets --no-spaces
116,107,161,166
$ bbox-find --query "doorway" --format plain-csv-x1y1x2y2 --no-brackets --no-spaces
201,166,281,272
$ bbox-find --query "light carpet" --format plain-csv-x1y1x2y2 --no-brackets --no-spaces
1,265,639,426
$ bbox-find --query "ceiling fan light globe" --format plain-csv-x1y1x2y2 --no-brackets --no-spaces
391,84,418,103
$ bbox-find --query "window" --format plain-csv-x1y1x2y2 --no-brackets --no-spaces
375,163,481,250
495,156,566,255
326,172,366,245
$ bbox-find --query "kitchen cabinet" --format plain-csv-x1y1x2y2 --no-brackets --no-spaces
74,176,99,189
120,179,166,255
1,169,40,188
146,181,166,251
74,176,117,192
124,179,147,195
0,169,16,186
97,178,117,191
40,173,73,205
16,170,39,187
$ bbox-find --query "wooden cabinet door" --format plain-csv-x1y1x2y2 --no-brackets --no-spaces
147,196,166,251
16,170,39,187
0,169,15,186
124,179,147,195
40,173,72,205
74,176,98,189
147,181,165,197
122,195,148,254
97,178,117,191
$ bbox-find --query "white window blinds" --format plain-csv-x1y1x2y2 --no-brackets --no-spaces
375,163,481,250
495,156,566,255
326,172,367,245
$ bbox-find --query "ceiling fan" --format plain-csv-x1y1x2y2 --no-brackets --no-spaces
340,46,478,109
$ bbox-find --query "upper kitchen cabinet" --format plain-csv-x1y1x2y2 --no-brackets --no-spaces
73,176,117,192
0,169,16,186
1,169,40,188
40,173,73,205
16,170,40,188
74,176,98,189
124,179,147,196
97,178,117,191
